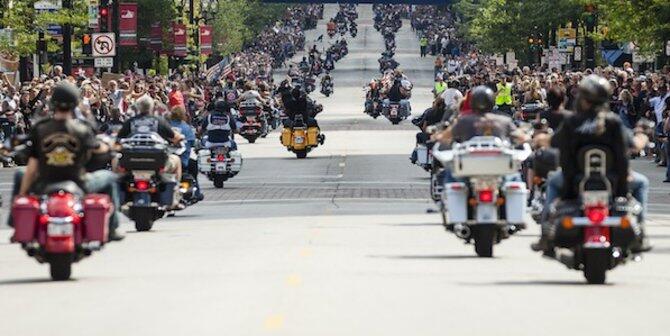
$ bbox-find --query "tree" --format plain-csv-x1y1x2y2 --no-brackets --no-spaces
597,0,670,54
212,0,250,55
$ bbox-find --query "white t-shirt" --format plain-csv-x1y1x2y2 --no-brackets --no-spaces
650,93,670,122
441,88,464,109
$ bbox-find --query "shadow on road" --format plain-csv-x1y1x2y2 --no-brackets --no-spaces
459,280,604,287
0,278,76,286
370,254,482,260
383,222,442,227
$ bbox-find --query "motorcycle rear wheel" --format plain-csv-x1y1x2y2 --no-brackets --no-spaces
49,254,73,281
135,218,154,232
296,150,308,159
583,249,609,284
474,226,496,257
213,176,225,188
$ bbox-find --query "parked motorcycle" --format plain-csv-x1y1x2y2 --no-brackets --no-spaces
321,80,334,97
11,184,112,280
198,143,242,188
543,146,643,284
433,136,532,257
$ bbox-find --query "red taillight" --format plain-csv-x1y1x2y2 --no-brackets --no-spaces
217,154,225,162
585,206,608,225
478,189,494,203
135,180,150,191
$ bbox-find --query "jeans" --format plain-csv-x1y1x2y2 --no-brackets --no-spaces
9,169,121,231
543,170,648,223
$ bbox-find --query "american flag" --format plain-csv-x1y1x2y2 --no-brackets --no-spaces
205,56,232,83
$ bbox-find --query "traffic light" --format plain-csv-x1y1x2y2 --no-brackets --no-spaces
100,0,110,32
82,33,92,54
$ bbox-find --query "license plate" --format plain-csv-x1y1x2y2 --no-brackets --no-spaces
47,223,73,237
294,136,305,144
391,109,398,116
215,163,227,172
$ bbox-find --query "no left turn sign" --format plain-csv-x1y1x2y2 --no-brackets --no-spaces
92,33,116,57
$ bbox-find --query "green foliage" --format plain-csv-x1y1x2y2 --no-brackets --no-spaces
213,0,250,55
459,0,582,55
597,0,670,54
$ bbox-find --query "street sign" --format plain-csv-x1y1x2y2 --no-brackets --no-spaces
88,0,100,29
94,57,114,68
34,0,62,10
92,33,116,57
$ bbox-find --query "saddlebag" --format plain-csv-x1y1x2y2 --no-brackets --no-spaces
11,196,40,243
197,149,212,171
281,128,292,146
83,194,112,243
445,182,468,223
228,151,243,174
503,182,528,224
307,127,320,146
416,145,431,166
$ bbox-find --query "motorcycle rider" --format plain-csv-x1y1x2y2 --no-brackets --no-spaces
383,69,412,117
321,72,333,94
281,85,318,129
11,82,124,241
436,86,525,183
533,75,651,253
201,99,239,151
237,82,267,108
116,95,185,210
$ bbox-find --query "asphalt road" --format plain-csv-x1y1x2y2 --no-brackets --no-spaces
1,5,669,336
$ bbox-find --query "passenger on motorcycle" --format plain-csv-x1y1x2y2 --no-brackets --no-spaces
535,75,651,252
116,95,185,208
237,82,267,108
12,82,124,241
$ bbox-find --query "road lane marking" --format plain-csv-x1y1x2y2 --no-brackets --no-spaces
339,162,346,167
264,314,284,330
286,274,303,287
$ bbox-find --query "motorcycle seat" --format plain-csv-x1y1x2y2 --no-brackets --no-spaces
39,181,85,197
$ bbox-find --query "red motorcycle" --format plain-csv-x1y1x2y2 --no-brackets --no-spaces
11,182,112,281
239,101,269,143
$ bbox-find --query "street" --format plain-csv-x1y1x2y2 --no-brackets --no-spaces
1,4,670,335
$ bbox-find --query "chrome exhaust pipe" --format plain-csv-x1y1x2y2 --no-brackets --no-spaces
507,225,518,235
454,224,471,239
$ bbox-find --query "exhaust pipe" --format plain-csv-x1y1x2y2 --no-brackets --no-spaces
454,224,471,239
507,225,518,235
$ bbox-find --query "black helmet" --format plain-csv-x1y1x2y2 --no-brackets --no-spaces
470,85,495,114
578,75,612,106
214,99,229,113
50,82,80,111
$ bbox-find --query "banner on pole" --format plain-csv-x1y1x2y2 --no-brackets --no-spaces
118,3,138,46
150,23,162,52
172,23,187,57
199,25,213,55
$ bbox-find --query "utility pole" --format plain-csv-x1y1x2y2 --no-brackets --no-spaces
112,0,120,72
63,0,73,75
584,4,597,69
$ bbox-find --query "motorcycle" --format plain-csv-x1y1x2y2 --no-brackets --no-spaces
280,115,325,159
198,143,242,188
304,76,317,93
382,101,407,125
239,101,268,143
350,26,358,37
543,146,643,284
11,183,113,280
118,133,175,232
321,80,334,97
433,136,532,257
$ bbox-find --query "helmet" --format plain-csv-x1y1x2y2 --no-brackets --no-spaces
50,82,80,111
214,99,229,113
578,75,612,106
470,86,495,114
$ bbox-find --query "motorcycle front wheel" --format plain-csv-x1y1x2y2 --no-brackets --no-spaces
295,150,308,159
135,218,154,232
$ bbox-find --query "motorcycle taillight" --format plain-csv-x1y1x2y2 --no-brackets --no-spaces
135,180,150,191
478,189,494,203
217,154,226,162
585,206,608,225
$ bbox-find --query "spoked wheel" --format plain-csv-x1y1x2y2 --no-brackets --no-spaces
473,225,496,257
583,249,610,284
49,253,73,281
296,150,308,159
213,175,225,189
